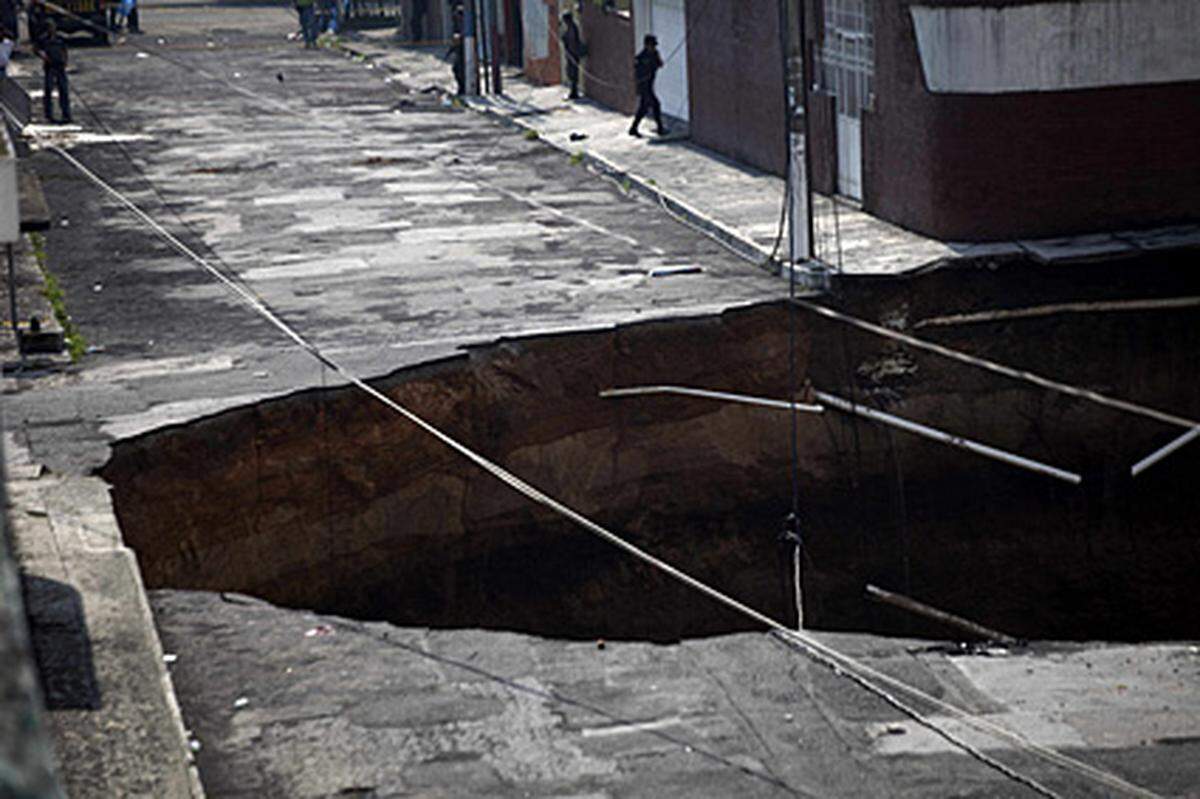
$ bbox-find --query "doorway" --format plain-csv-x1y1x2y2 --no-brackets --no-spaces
819,0,873,201
633,0,689,122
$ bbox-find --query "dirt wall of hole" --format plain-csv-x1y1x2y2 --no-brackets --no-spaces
104,259,1200,641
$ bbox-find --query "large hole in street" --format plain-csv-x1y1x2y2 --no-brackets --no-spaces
102,257,1200,643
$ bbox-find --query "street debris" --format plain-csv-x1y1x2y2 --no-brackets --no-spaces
305,624,335,638
163,653,178,664
233,697,249,709
648,265,702,278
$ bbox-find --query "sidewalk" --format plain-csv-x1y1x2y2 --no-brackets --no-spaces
340,30,1200,276
1,240,203,798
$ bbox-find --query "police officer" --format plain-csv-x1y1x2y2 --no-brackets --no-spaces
561,11,585,100
38,20,70,124
628,33,666,137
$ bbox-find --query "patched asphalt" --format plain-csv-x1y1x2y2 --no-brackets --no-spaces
3,4,1199,798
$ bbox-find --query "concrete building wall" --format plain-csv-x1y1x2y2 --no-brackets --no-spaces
910,0,1200,93
580,3,637,114
685,0,787,176
863,0,1200,241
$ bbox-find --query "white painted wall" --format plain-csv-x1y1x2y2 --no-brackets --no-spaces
911,0,1200,93
633,0,689,121
523,0,549,61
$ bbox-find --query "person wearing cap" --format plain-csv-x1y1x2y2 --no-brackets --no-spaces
629,33,666,137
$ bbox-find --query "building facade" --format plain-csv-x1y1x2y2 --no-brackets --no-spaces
587,0,1200,243
851,0,1200,241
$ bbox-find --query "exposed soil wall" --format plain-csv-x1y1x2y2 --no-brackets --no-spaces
103,256,1200,641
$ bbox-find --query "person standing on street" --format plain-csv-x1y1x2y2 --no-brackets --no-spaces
628,33,666,137
0,27,13,78
447,30,465,95
27,0,48,48
294,0,317,47
560,11,585,100
0,0,16,46
38,21,70,124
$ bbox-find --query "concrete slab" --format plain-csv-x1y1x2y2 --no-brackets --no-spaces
1,6,1198,799
150,589,1200,799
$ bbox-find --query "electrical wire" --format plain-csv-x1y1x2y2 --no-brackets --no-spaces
15,13,1169,798
791,297,1199,431
327,616,811,797
45,145,1160,799
768,632,1060,799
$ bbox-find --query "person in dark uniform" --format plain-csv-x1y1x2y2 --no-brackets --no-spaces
560,11,585,100
410,0,428,42
27,0,48,47
447,31,465,95
38,20,70,124
628,33,666,137
0,0,17,46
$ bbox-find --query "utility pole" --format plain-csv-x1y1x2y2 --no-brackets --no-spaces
486,0,502,94
780,0,817,279
463,0,479,95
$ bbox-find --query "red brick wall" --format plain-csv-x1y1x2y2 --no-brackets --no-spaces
685,0,786,176
865,1,1200,241
579,3,636,114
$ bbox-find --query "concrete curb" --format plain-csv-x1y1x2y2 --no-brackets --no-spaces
467,98,782,272
334,38,784,278
3,439,205,797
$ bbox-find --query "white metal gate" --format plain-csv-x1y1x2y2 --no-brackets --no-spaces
633,0,689,122
818,0,873,200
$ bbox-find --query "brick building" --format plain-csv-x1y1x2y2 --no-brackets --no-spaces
849,0,1200,241
581,0,1200,243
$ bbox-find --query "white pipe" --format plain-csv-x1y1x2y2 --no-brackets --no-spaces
599,385,824,414
791,298,1199,431
815,391,1082,485
1131,426,1200,478
599,383,1081,485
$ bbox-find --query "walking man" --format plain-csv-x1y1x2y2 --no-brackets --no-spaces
38,21,70,124
628,33,666,137
561,11,585,100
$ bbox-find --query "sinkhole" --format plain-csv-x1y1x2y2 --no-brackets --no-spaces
102,257,1200,643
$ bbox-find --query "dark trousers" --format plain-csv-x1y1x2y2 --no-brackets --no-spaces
43,65,70,122
565,60,580,97
297,5,316,45
631,88,663,133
